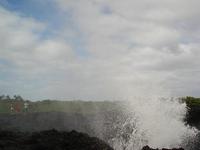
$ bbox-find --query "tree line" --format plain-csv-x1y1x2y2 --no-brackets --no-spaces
0,95,24,101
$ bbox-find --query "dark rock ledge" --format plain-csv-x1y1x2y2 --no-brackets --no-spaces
0,129,113,150
142,145,184,150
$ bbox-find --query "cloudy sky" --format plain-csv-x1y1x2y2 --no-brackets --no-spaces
0,0,200,100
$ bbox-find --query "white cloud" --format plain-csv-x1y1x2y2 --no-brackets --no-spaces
1,0,200,99
0,7,77,99
56,0,200,99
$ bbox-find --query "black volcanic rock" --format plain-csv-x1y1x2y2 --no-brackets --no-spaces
0,129,113,150
186,105,200,129
142,145,184,150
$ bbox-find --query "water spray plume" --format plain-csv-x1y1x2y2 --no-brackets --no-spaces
109,97,198,150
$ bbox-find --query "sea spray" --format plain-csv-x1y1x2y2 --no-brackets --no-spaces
108,97,198,150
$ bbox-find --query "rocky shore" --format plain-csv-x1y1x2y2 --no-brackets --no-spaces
0,129,113,150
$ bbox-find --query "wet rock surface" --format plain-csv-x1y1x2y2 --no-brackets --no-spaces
0,112,93,133
141,145,184,150
186,105,200,129
0,129,113,150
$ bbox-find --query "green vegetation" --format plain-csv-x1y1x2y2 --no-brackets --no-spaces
0,95,120,114
182,96,200,106
0,95,200,114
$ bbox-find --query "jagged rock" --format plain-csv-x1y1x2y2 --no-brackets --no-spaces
0,129,113,150
142,145,184,150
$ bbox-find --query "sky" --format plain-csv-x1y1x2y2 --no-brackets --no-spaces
0,0,200,100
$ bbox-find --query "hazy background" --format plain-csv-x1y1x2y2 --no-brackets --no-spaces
0,0,200,100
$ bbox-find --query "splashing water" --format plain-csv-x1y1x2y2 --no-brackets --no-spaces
108,97,198,150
